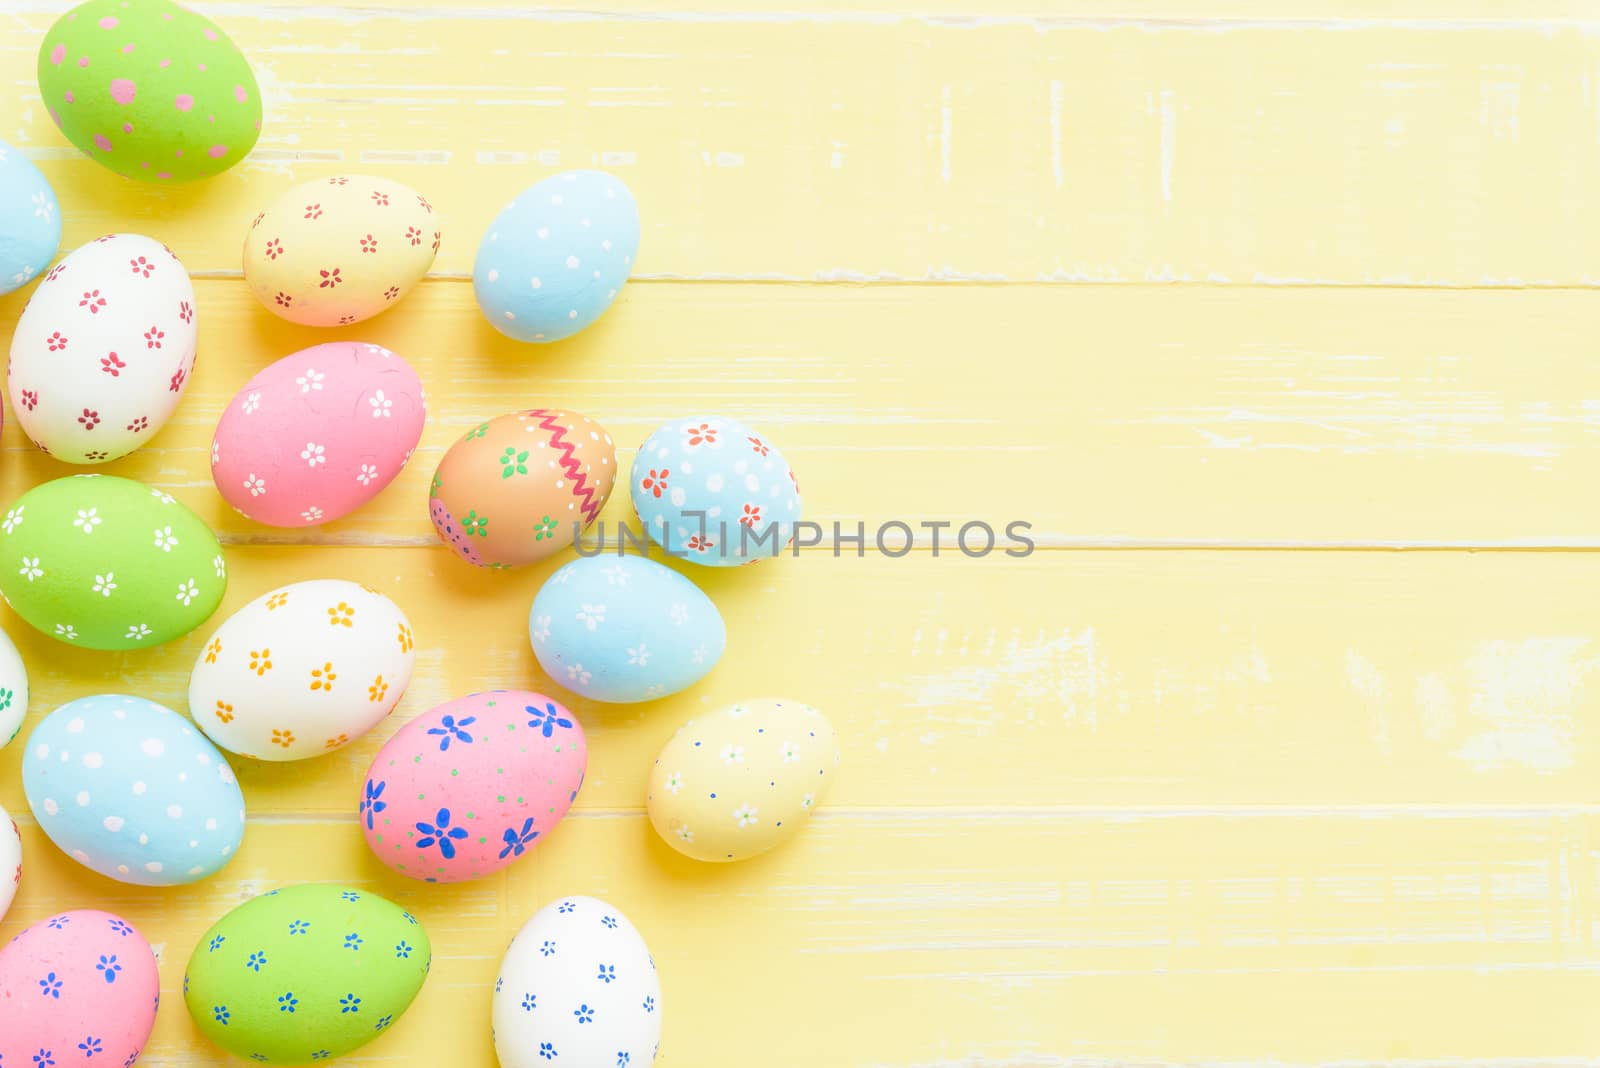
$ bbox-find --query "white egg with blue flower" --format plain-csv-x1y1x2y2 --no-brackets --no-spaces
0,139,61,295
530,554,726,704
493,895,662,1068
473,170,639,343
22,693,246,886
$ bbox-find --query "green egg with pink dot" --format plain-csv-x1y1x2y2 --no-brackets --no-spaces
37,0,262,183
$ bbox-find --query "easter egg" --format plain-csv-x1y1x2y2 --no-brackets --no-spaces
529,555,725,704
0,625,29,749
0,474,226,649
23,693,246,886
8,233,197,464
631,416,802,567
360,691,586,883
244,175,440,327
0,910,160,1067
473,170,638,343
211,342,426,527
184,883,431,1064
0,139,62,294
36,0,262,182
188,579,416,760
647,698,838,863
429,409,616,570
493,896,662,1068
0,804,20,923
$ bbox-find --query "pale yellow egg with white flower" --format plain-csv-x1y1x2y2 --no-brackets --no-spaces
646,697,838,863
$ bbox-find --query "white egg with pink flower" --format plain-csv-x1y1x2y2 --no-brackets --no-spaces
7,233,197,463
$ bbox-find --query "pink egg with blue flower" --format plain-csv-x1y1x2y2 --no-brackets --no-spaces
0,910,159,1067
359,690,586,883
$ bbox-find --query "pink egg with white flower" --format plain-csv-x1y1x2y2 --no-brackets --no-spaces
360,690,586,883
0,909,160,1067
211,341,425,527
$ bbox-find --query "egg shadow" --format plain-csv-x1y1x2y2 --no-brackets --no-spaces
466,282,635,385
50,155,254,250
638,814,789,890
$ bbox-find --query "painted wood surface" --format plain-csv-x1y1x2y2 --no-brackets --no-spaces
1,1,1598,1065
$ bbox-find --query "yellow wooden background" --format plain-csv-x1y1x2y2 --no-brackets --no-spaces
5,0,1600,1063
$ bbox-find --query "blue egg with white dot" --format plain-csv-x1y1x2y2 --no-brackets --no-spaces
473,170,639,343
22,693,246,886
0,139,62,295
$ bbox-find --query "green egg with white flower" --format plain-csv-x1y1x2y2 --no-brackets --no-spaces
0,474,226,650
184,883,432,1064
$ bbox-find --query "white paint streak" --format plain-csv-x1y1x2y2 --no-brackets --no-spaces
1049,79,1064,188
1452,637,1589,772
1416,671,1456,741
242,149,345,166
1344,649,1393,756
924,266,1008,281
940,84,953,184
905,629,1103,718
1157,88,1178,203
1481,75,1523,142
359,149,452,164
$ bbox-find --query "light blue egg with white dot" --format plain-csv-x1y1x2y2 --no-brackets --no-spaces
530,554,726,704
0,139,62,295
472,169,639,343
22,693,246,886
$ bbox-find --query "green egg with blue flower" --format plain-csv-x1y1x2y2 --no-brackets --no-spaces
183,883,431,1064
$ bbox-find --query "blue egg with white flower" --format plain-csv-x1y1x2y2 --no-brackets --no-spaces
530,554,725,704
22,693,246,886
0,140,61,295
631,415,803,567
473,170,639,343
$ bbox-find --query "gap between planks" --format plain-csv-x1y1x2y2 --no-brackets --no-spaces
13,804,1600,827
194,535,1600,552
168,269,1600,291
12,2,1600,31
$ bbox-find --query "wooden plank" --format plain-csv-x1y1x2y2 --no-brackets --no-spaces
2,547,1600,812
61,1,1600,16
5,5,1600,283
6,3,1600,1066
3,813,1598,1066
5,281,1600,546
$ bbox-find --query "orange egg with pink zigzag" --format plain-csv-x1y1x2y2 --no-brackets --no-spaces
429,408,617,570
